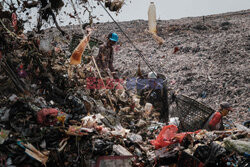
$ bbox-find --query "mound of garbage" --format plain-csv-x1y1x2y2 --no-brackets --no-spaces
0,11,249,167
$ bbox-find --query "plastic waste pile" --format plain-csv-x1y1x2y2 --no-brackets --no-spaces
0,18,249,167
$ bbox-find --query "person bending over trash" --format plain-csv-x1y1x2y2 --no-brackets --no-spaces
96,32,119,78
138,72,169,122
203,102,233,131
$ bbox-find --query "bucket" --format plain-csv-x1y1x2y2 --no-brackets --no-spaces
136,73,167,93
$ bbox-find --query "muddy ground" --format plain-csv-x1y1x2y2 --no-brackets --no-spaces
43,10,250,123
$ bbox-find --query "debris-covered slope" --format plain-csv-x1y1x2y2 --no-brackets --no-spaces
90,10,250,122
0,9,249,167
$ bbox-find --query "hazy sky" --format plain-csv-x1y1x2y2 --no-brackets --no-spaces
96,0,250,22
10,0,249,31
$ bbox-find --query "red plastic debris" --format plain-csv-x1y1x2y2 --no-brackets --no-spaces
37,108,59,126
173,47,179,54
151,125,201,149
151,125,178,149
12,13,18,32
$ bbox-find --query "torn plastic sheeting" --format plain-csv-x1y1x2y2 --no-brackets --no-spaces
96,156,136,167
223,138,250,154
17,140,49,166
151,125,200,149
151,125,178,149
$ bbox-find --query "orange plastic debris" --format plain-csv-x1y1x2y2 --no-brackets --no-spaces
70,33,91,65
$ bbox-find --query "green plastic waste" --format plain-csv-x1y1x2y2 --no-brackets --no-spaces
0,129,10,144
224,138,250,154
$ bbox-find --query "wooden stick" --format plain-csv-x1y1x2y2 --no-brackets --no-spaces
0,19,20,39
213,130,243,134
91,55,115,111
1,59,26,93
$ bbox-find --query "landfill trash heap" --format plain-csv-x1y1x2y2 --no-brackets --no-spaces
0,19,250,167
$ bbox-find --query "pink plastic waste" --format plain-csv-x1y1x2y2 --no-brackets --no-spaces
12,13,18,32
37,108,59,126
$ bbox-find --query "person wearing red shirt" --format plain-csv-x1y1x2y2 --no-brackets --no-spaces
203,102,233,131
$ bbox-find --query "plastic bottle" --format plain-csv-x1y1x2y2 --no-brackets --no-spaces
148,2,157,34
132,96,141,108
144,103,153,116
